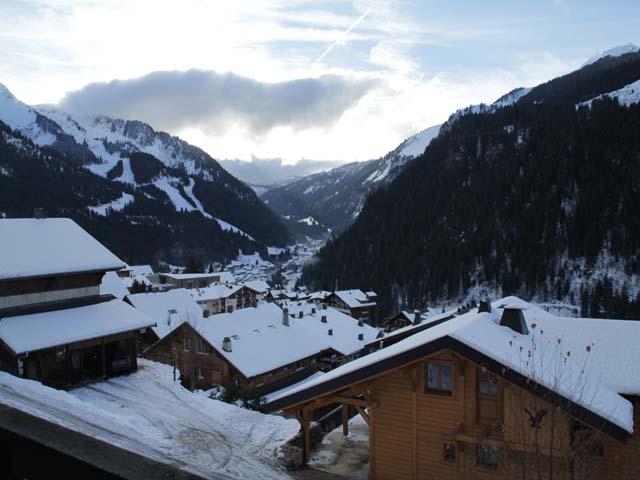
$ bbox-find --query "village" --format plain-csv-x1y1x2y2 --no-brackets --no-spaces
0,216,640,480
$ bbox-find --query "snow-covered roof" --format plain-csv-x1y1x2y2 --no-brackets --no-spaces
267,296,640,435
309,291,332,301
332,290,377,308
242,280,271,293
190,302,379,379
121,264,154,276
161,273,218,281
100,271,130,300
0,218,125,281
127,289,203,340
0,299,154,354
190,284,244,302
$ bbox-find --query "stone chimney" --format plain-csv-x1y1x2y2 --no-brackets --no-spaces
358,319,364,327
328,329,333,336
413,310,421,326
222,336,232,352
321,315,327,323
311,307,316,314
282,308,289,327
358,333,364,341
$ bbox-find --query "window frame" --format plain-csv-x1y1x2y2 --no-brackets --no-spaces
424,360,455,397
476,444,499,468
183,337,191,352
196,338,210,355
477,369,500,398
443,442,457,464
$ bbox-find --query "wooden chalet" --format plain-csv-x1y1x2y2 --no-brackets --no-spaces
266,297,640,479
143,302,380,392
0,218,155,388
189,284,257,316
148,271,235,291
326,289,378,325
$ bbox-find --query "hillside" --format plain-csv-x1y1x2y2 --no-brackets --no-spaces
302,50,640,319
261,124,441,235
0,85,291,265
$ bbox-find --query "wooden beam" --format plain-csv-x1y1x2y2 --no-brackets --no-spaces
355,405,369,425
335,395,369,408
342,404,349,437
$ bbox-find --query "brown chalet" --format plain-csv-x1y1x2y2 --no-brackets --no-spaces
266,297,640,479
326,289,378,325
0,218,154,388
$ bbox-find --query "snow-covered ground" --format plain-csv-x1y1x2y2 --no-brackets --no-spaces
0,360,300,480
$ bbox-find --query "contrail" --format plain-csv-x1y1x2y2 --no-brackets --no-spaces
312,3,376,66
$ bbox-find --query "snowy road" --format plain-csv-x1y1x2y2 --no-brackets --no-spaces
0,360,300,480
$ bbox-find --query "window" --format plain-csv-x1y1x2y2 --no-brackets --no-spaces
183,337,191,351
478,370,499,397
425,361,453,395
197,338,210,354
193,367,204,380
443,443,457,463
476,444,499,467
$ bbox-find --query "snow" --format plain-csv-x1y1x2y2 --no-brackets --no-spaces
583,43,640,67
298,216,319,226
190,302,378,379
580,78,640,108
183,177,213,219
267,246,287,256
493,87,532,107
190,284,243,302
242,280,271,294
263,371,326,403
269,296,640,434
0,84,56,146
88,192,134,216
333,290,377,309
0,218,125,280
398,124,442,158
0,359,299,479
216,218,255,240
154,176,197,212
0,299,154,355
100,271,130,299
127,289,204,341
232,251,274,268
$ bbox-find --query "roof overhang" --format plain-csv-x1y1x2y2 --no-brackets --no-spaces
265,335,631,443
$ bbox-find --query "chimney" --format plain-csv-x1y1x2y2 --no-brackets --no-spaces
413,310,421,326
299,311,304,318
328,329,333,336
358,319,364,327
500,307,528,335
282,308,289,327
311,307,316,314
321,315,327,323
358,333,364,341
322,303,327,310
33,208,45,219
478,300,492,313
222,336,232,352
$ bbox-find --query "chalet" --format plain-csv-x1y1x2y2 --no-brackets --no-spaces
326,289,378,325
384,310,421,331
0,218,155,388
190,284,257,316
143,302,380,392
148,271,235,291
266,289,299,302
308,291,332,304
369,309,456,351
241,280,271,302
125,289,204,348
266,297,640,479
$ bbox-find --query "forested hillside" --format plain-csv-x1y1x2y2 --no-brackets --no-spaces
302,52,640,318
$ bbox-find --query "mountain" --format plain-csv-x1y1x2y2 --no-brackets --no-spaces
301,47,640,319
218,157,343,188
261,124,441,236
0,84,291,265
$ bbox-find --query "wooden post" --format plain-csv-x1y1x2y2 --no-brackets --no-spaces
64,346,71,387
342,404,350,437
101,339,106,379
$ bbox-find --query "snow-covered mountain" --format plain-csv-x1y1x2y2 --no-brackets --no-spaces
583,43,640,67
0,83,291,263
261,123,441,236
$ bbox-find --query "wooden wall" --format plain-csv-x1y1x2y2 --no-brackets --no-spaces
367,349,639,480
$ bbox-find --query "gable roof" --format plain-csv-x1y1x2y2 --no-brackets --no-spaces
189,302,380,379
242,280,271,294
100,271,130,300
190,284,244,302
126,289,203,340
332,290,377,308
265,297,640,440
0,299,154,354
0,218,125,281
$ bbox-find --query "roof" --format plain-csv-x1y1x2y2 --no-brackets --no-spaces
161,273,218,281
190,302,380,379
100,271,130,300
308,291,332,301
126,289,203,340
122,265,154,276
332,290,377,309
0,218,125,281
242,280,271,294
265,296,640,438
0,299,154,354
190,284,244,302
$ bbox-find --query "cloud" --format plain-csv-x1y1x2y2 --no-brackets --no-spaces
57,69,378,136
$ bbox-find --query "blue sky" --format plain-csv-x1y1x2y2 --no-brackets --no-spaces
1,0,638,163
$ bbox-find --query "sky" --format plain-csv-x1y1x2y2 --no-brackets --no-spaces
0,0,638,164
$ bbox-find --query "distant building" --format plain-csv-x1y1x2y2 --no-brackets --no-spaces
326,289,378,325
241,280,271,302
143,302,380,391
148,272,235,291
0,218,154,388
189,284,257,316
